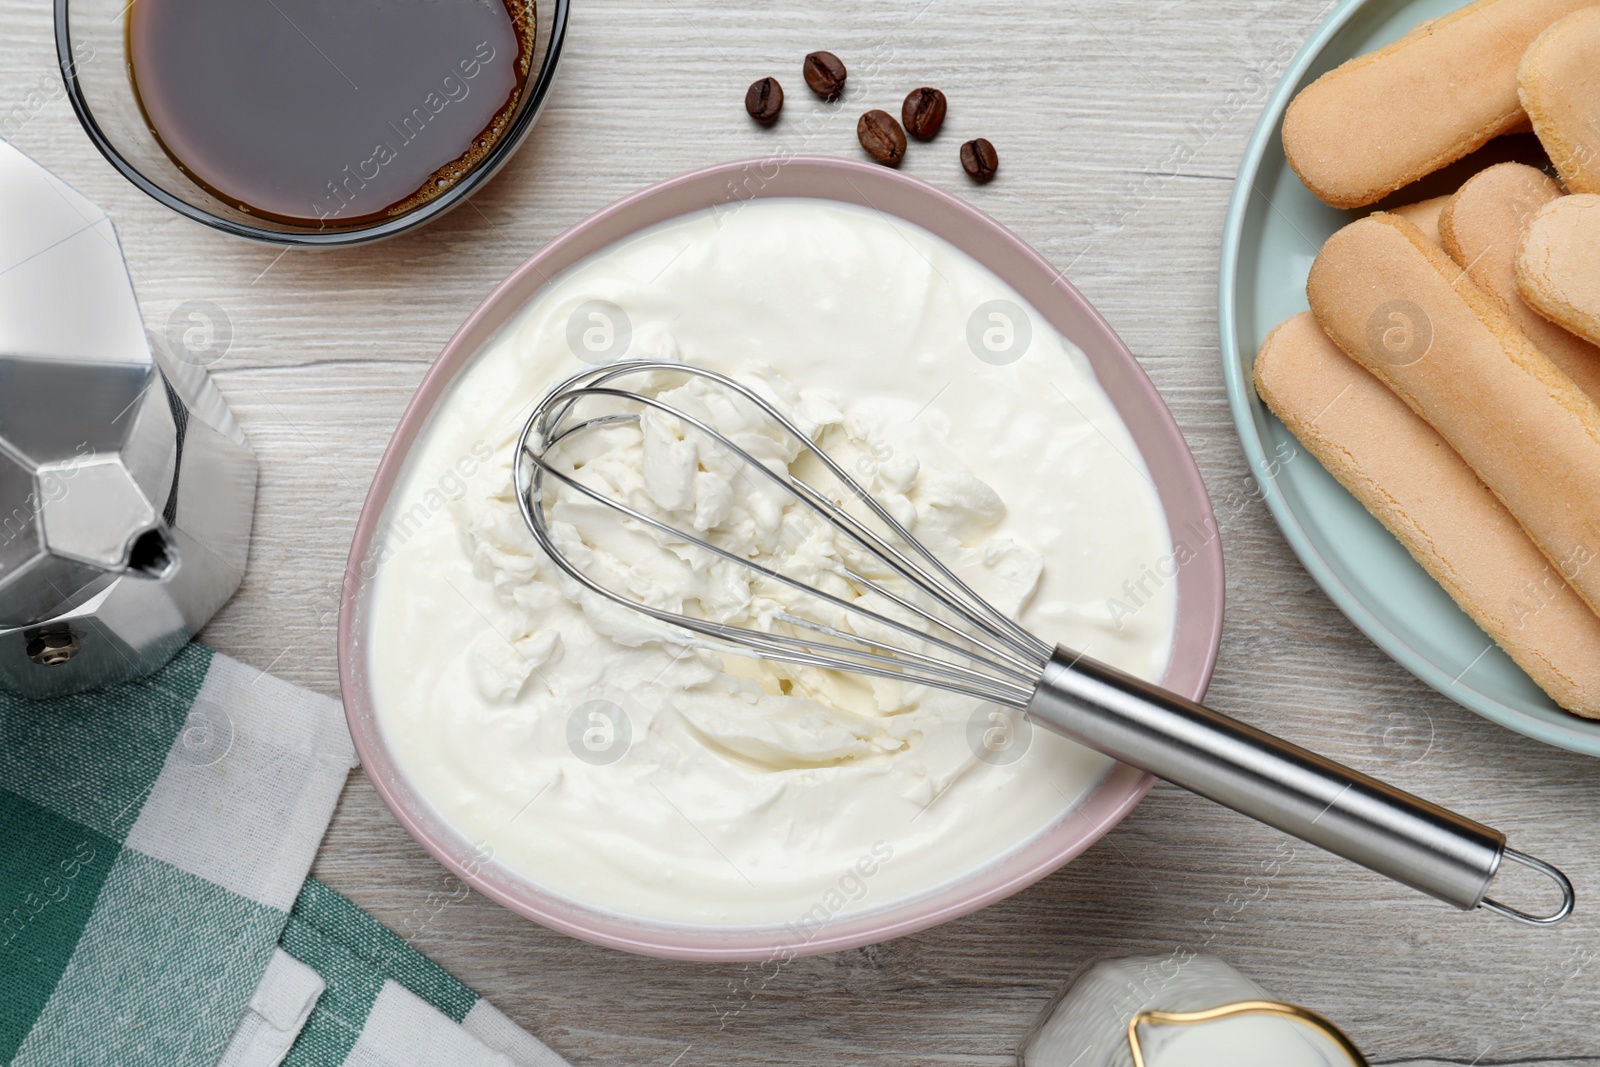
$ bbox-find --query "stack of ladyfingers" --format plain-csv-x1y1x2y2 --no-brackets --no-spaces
1257,0,1600,717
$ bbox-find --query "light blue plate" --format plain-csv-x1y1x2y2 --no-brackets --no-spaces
1219,0,1600,755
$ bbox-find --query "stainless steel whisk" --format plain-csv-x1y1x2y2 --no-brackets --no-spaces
515,360,1573,925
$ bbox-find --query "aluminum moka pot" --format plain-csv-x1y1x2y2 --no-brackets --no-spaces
0,139,256,697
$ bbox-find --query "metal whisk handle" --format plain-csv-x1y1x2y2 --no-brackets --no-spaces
1028,648,1573,923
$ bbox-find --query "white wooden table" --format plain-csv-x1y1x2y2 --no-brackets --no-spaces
6,0,1599,1062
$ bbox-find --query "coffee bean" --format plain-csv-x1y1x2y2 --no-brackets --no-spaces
803,51,847,99
857,110,907,167
960,138,998,183
901,87,947,140
745,77,783,124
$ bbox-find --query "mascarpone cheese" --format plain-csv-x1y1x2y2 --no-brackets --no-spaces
367,199,1176,926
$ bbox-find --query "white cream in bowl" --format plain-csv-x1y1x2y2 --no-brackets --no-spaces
367,199,1176,927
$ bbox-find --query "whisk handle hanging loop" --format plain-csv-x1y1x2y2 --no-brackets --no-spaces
1028,648,1573,923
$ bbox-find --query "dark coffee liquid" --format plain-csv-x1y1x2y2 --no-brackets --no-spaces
129,0,534,226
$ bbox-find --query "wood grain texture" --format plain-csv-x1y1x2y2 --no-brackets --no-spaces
4,0,1599,1062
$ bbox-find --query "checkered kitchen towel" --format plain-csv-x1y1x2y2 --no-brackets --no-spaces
0,643,567,1067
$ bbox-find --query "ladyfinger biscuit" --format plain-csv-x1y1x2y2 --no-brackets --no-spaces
1516,194,1600,345
1519,6,1600,193
1254,312,1600,715
1307,212,1600,616
1388,194,1454,247
1282,0,1595,209
1440,163,1600,400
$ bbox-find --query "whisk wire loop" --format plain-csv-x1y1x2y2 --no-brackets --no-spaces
513,361,1047,708
548,363,1048,661
548,383,1041,678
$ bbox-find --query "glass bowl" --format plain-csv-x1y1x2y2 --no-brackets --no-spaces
54,0,569,246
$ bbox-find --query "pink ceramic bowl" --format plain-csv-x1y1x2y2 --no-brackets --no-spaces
338,156,1224,961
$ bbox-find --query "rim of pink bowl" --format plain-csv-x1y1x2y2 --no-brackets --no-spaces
338,155,1225,962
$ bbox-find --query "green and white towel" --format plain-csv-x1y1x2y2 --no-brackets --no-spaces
0,643,567,1067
